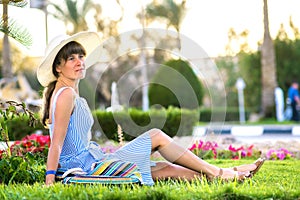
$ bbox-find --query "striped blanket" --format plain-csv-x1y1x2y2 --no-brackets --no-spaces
55,159,142,185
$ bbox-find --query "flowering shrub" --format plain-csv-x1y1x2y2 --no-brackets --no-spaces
266,148,295,160
189,140,261,160
0,101,47,184
0,133,49,184
189,140,218,159
223,144,260,160
0,133,50,161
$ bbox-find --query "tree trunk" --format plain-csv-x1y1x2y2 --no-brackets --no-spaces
260,0,278,117
2,3,13,78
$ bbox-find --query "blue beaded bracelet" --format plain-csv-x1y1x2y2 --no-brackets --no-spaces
46,170,56,175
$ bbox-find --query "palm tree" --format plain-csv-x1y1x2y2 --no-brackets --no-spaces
49,0,123,39
0,0,32,79
49,0,94,35
93,0,123,39
260,0,278,116
144,0,187,49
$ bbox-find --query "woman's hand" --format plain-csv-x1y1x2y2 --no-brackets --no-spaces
45,174,55,186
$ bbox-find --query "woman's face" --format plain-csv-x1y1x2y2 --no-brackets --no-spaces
56,53,86,80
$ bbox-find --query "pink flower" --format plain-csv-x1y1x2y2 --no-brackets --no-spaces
229,145,238,152
189,143,197,151
188,140,258,160
266,148,294,160
198,140,204,149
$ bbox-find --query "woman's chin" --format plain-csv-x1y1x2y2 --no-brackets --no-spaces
78,72,86,79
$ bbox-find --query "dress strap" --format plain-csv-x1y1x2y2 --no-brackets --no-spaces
51,87,77,125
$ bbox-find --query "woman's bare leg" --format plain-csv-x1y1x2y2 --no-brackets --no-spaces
151,161,204,181
149,128,250,179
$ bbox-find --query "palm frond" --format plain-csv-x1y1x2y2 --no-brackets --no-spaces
48,2,65,19
145,0,186,31
146,4,168,19
0,0,28,8
82,0,93,15
66,0,79,24
0,17,32,47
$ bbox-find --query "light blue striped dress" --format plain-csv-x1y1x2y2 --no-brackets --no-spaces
49,87,154,185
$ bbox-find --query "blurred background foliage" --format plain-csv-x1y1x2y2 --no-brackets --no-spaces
1,0,300,140
149,59,204,109
1,1,299,114
215,22,300,116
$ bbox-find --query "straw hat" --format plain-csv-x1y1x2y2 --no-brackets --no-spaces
37,31,101,87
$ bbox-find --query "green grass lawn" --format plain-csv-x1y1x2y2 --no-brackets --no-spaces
1,159,299,200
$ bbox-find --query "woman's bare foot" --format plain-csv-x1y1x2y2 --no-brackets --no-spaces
214,168,250,181
231,158,264,173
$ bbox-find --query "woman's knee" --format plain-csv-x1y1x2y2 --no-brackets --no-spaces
148,128,163,136
148,128,172,146
148,128,171,139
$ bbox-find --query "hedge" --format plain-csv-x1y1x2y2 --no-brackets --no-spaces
1,114,48,141
92,107,199,141
199,107,250,122
2,107,251,141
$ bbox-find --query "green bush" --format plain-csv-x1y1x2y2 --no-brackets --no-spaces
93,107,199,141
149,59,204,109
0,152,45,184
199,107,250,122
1,115,49,141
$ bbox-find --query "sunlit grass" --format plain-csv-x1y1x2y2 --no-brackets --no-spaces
1,159,299,200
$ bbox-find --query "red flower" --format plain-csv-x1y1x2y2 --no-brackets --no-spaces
246,145,254,157
22,140,33,148
232,156,239,160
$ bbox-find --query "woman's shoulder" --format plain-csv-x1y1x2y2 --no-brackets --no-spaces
53,87,77,106
56,86,77,95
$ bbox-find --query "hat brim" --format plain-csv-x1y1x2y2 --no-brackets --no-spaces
37,31,101,87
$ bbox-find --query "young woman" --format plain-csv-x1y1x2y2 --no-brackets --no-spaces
37,31,265,186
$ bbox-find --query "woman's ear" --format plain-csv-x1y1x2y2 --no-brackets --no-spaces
56,65,62,73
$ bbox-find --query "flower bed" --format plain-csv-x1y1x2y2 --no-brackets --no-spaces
266,148,294,160
188,139,295,160
1,134,297,162
0,132,297,184
0,133,50,160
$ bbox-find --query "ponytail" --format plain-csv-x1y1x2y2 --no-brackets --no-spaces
41,80,57,127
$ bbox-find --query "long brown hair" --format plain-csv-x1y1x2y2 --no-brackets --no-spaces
41,41,86,126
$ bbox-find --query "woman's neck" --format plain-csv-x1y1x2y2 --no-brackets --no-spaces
57,78,78,91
